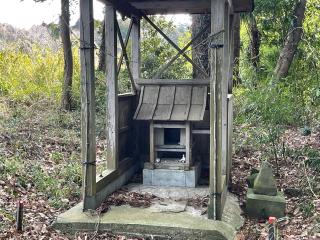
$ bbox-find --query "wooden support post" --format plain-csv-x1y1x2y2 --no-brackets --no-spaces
105,2,119,170
227,94,233,185
222,3,230,177
150,121,155,167
131,17,141,90
208,0,225,220
228,14,235,94
186,122,191,167
80,0,96,210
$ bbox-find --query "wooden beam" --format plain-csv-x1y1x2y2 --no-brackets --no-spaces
153,23,210,79
127,0,210,14
104,0,142,18
116,20,136,93
143,15,209,78
131,17,141,91
136,79,210,86
80,0,97,210
99,0,253,14
208,0,225,221
105,2,119,170
117,19,133,75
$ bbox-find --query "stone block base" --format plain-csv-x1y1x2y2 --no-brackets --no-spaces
246,188,286,218
143,162,201,187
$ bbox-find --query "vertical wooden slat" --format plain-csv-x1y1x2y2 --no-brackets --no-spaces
186,122,191,168
150,121,155,167
105,3,118,170
131,17,141,90
208,0,225,220
227,94,233,185
228,14,235,94
80,0,96,210
222,3,230,177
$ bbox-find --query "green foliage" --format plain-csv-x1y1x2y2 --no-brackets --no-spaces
0,44,81,106
300,199,315,218
237,0,320,128
141,16,192,79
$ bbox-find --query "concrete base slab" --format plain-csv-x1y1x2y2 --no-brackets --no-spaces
54,187,244,240
143,162,201,187
246,188,286,218
54,204,234,240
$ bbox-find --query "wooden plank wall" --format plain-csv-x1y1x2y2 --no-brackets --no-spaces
118,94,136,161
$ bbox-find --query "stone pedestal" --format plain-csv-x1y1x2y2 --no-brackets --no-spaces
143,162,201,187
246,161,286,219
246,188,286,218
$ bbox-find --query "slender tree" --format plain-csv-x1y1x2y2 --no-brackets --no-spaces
249,15,261,71
60,0,73,110
98,20,106,72
274,0,307,79
233,14,241,86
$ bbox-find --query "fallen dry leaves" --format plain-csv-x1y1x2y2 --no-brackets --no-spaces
232,126,320,239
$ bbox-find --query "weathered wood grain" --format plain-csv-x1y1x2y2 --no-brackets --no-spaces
106,3,119,171
80,0,97,210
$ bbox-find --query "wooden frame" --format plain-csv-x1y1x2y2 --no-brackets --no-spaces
79,0,248,216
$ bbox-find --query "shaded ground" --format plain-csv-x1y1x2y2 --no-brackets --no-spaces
0,99,319,239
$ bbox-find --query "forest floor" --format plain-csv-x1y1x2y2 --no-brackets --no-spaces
0,99,319,239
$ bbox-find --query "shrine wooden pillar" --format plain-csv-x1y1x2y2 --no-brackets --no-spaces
105,2,119,171
80,0,97,210
208,0,228,220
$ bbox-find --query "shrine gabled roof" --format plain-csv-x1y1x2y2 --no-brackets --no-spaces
134,81,208,121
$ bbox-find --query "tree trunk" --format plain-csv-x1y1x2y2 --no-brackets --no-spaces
98,20,106,72
191,14,211,78
249,15,260,71
274,0,307,79
233,14,241,86
60,0,73,111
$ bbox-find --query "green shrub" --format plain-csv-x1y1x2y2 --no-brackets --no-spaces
0,44,80,107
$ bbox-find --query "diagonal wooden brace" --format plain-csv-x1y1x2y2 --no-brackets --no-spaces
117,19,133,75
143,15,209,78
153,23,210,79
116,20,136,93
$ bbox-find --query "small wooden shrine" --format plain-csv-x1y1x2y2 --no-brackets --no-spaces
134,81,208,187
79,0,254,221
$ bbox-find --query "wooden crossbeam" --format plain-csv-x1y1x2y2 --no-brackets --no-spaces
153,23,210,79
116,20,136,93
104,0,142,18
143,15,209,79
117,19,133,75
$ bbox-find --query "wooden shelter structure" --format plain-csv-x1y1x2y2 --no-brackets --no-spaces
79,0,253,220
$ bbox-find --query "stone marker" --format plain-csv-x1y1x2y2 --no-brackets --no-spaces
246,161,286,218
253,161,277,196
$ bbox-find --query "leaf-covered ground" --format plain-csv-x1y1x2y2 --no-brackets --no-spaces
0,100,319,239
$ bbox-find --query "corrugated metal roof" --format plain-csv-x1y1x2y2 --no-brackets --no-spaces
134,84,207,121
